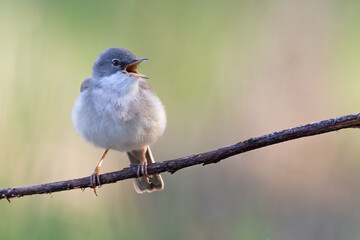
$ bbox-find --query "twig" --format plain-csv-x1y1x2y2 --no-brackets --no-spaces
1,113,360,201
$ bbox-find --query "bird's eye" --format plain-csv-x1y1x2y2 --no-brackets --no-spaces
112,59,120,67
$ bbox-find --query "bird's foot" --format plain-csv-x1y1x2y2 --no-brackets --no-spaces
137,163,150,183
90,166,101,196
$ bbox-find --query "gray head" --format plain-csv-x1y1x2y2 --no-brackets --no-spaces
92,48,148,79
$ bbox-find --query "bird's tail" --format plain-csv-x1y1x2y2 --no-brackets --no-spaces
126,146,164,193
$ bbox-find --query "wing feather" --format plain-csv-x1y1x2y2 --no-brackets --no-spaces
80,77,92,92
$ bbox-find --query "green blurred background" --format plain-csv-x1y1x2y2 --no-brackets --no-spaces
1,0,360,239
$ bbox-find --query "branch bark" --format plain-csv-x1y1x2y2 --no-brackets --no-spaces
1,113,360,201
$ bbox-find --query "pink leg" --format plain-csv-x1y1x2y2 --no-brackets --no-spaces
90,149,109,196
137,147,149,182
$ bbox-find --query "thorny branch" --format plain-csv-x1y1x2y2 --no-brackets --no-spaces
1,113,360,201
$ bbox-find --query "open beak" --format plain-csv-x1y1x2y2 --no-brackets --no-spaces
124,58,149,79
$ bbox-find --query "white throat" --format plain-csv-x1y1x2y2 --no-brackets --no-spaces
98,71,139,96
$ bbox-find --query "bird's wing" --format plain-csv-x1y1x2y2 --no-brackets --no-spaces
80,77,92,92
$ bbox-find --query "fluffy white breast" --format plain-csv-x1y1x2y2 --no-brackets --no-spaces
72,72,166,152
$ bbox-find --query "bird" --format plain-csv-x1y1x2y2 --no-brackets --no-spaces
72,48,166,195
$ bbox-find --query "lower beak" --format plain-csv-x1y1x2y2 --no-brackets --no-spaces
124,58,149,79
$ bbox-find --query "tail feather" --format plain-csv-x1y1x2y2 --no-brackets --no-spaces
126,146,164,193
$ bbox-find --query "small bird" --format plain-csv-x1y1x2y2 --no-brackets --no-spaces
72,48,166,194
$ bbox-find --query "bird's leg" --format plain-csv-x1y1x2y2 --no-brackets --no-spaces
137,147,150,182
90,149,109,196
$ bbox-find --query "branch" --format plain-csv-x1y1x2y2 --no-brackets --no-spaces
1,113,360,201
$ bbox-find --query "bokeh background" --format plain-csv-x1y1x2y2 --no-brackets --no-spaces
1,0,360,239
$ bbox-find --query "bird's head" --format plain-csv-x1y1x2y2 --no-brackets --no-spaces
92,48,148,80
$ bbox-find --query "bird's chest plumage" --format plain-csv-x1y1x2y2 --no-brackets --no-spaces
89,88,146,149
72,77,166,152
93,87,138,122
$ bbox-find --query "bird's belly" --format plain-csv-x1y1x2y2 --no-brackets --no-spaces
72,93,164,152
80,113,149,151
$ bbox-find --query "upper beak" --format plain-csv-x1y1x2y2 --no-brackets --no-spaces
124,58,149,79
